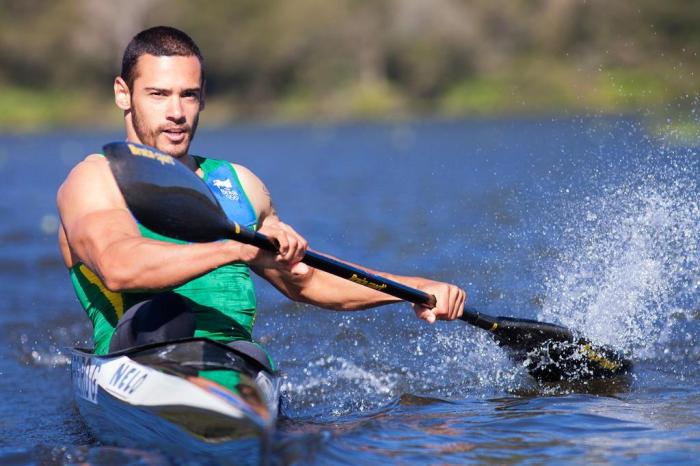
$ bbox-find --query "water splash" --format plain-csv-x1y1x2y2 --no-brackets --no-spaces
281,354,401,417
280,320,528,419
538,146,699,362
430,330,527,395
9,318,91,368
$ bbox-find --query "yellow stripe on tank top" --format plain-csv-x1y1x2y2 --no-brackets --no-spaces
78,264,125,319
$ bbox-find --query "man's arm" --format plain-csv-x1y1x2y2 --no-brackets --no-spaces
253,222,465,322
235,164,465,322
57,156,298,292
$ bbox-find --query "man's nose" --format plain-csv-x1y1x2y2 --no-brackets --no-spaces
166,96,185,121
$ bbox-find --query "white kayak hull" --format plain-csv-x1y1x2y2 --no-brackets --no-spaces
69,338,281,462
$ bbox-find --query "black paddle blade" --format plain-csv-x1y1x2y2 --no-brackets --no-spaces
522,338,633,382
103,141,235,242
487,315,632,381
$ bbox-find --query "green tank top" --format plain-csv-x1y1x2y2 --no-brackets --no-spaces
69,156,259,355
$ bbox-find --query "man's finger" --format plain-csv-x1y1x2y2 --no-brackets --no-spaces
275,232,289,255
456,290,465,319
284,235,298,260
450,288,460,320
416,307,436,324
277,223,307,261
295,239,308,262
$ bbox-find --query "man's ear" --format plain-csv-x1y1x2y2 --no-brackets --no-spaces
200,80,206,111
114,76,131,111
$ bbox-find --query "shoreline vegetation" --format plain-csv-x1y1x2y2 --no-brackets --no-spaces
1,1,698,142
2,66,697,144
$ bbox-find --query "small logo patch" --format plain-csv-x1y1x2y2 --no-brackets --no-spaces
212,178,233,189
212,178,240,201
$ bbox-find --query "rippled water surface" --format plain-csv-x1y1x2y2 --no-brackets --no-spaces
0,118,698,464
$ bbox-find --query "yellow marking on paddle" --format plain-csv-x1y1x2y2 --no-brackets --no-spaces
127,143,175,166
581,343,621,370
349,273,388,291
79,264,125,319
234,222,241,234
490,322,498,331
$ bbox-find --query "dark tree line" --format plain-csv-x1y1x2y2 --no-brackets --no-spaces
1,0,698,123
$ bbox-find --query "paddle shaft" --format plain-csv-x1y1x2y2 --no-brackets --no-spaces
240,226,495,330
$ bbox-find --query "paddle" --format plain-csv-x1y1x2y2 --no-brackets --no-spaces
103,141,632,382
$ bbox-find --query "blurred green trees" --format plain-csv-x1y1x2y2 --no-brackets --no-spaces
0,0,698,129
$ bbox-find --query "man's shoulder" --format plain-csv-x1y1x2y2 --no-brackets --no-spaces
84,152,106,162
58,154,116,204
62,154,109,183
80,153,110,169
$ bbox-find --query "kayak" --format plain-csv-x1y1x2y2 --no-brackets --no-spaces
69,337,280,462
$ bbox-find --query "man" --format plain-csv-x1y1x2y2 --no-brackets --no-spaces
57,26,466,360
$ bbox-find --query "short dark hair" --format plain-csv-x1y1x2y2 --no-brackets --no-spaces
121,26,204,89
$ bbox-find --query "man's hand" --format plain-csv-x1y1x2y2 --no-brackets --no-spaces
239,221,309,274
412,280,466,324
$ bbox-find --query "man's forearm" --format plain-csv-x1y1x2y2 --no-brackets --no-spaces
92,238,246,292
258,259,427,311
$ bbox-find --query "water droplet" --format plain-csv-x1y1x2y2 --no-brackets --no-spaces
40,214,59,234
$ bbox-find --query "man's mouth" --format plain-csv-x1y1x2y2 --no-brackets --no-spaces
162,127,187,143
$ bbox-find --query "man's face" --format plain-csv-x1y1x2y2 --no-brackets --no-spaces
127,54,204,158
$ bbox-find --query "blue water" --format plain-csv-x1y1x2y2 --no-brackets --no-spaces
0,117,698,464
